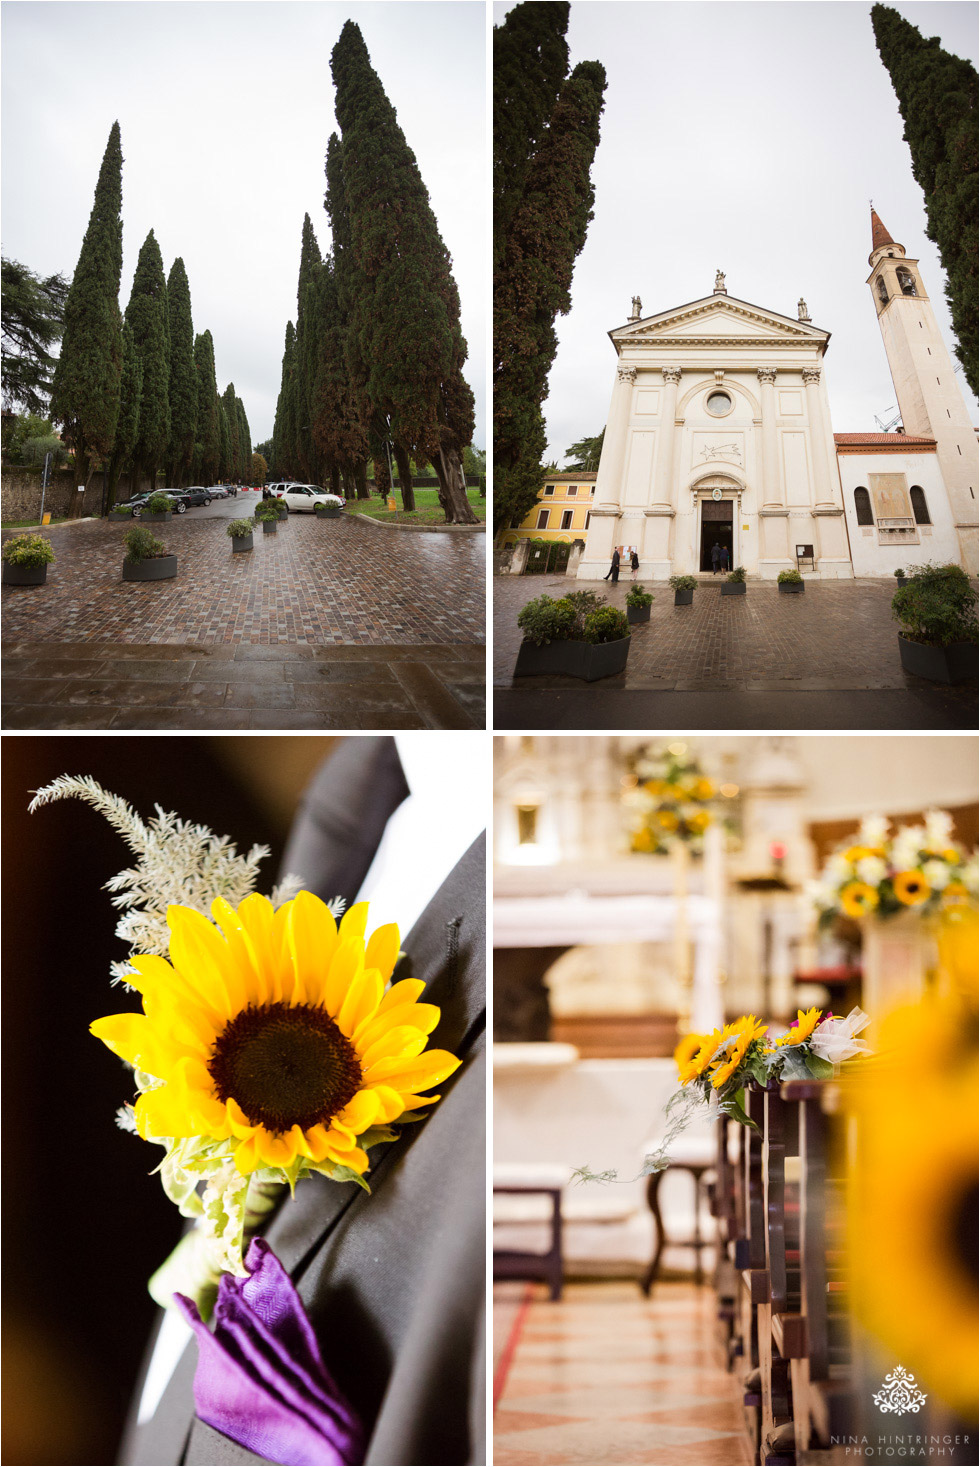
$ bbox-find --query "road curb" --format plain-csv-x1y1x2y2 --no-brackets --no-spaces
351,513,485,534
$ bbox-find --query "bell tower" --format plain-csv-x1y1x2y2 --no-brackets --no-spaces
867,208,978,570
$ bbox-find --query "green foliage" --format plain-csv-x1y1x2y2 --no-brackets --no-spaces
871,4,978,394
564,428,604,471
106,321,143,507
2,532,55,566
5,415,70,468
777,569,803,584
192,331,220,485
253,499,280,522
126,231,171,488
1,257,70,415
225,518,253,538
165,258,197,486
494,50,607,531
49,122,124,480
146,492,172,513
626,583,654,608
891,561,978,645
727,565,747,583
669,574,698,592
217,395,232,480
272,320,297,480
251,452,267,483
124,525,167,562
894,567,906,578
583,605,630,644
517,592,578,645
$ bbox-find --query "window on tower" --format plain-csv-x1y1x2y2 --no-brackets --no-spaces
854,487,874,526
909,486,931,525
897,269,917,296
876,276,888,305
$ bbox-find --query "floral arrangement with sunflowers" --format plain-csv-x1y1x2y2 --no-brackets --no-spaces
809,809,978,926
625,742,716,855
29,776,458,1318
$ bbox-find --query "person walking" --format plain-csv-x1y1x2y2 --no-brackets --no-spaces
720,544,730,572
630,548,640,580
603,547,621,584
710,542,722,575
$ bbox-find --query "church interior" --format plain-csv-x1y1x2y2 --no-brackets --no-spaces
492,734,978,1466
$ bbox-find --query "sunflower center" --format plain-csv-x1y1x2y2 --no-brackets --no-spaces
208,1002,362,1135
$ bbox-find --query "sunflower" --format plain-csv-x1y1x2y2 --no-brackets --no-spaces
839,880,880,918
842,844,877,864
631,828,655,854
710,1015,768,1089
688,810,711,834
91,892,459,1177
673,1031,705,1078
771,1007,822,1048
677,1030,723,1086
657,810,680,832
893,869,931,906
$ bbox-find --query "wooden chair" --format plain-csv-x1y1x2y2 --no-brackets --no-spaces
639,1133,716,1295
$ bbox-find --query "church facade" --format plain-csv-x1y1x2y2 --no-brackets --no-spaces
577,212,978,581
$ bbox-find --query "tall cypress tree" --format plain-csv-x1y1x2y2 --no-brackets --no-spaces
125,230,170,492
217,394,232,480
322,133,372,501
221,383,241,479
192,330,220,484
105,321,142,508
493,58,607,531
871,5,978,394
272,321,297,477
311,252,370,498
493,2,571,271
164,257,197,485
236,397,252,481
293,214,322,479
49,122,124,514
330,21,478,523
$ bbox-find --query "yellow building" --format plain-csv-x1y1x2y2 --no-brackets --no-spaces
498,472,597,546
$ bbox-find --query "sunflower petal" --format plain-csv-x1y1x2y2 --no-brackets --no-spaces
339,902,369,939
135,1085,199,1141
210,897,269,1007
226,1097,258,1140
321,939,365,1018
237,894,287,1003
234,1134,264,1175
375,978,426,1015
335,1089,381,1133
359,1026,429,1072
167,905,243,1015
364,923,401,984
364,1049,461,1091
337,966,384,1038
370,1084,407,1123
354,1002,440,1051
286,890,339,1006
255,1128,301,1168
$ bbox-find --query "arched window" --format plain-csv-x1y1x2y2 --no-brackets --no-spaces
854,487,874,526
876,276,888,305
896,268,917,297
910,485,931,525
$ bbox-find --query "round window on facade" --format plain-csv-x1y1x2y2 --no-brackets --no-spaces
706,390,732,416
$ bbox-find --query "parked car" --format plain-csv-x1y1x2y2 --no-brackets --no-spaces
130,492,185,517
277,484,345,514
208,485,230,500
178,486,214,507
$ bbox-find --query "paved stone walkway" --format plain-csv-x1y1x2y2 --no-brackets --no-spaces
493,574,977,730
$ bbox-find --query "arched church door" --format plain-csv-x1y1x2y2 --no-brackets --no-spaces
699,498,734,571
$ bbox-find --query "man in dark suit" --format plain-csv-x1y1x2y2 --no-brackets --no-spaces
122,737,486,1466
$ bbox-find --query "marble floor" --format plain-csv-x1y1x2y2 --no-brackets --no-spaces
493,1280,752,1466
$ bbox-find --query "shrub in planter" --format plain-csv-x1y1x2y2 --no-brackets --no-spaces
226,518,254,553
139,491,173,523
777,569,805,594
625,583,653,623
891,562,978,683
894,567,907,587
514,592,630,680
2,532,55,585
721,565,747,596
254,501,280,534
108,503,133,521
516,593,578,646
583,606,630,643
669,574,697,606
123,525,177,582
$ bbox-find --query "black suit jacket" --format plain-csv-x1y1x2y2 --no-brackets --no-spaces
122,739,486,1466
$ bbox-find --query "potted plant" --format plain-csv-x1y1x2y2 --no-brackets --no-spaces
669,574,697,606
777,569,805,594
108,502,133,522
254,500,279,535
138,491,173,523
2,532,55,586
894,567,907,588
315,499,342,520
514,590,631,681
122,524,177,582
226,518,254,553
891,563,977,683
721,565,747,596
625,583,653,624
275,497,289,521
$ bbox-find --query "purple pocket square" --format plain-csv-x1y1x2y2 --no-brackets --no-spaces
176,1237,365,1466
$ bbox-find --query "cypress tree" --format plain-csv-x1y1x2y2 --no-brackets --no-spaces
221,384,241,479
872,4,978,394
272,321,297,478
49,121,124,515
217,394,232,480
322,133,372,501
236,397,252,481
493,2,571,271
310,252,370,498
330,21,478,522
105,321,142,508
164,257,197,485
125,230,171,493
192,330,220,485
493,59,607,532
293,214,322,479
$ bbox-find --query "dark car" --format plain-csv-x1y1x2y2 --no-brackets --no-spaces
129,492,186,517
208,485,230,500
178,486,213,507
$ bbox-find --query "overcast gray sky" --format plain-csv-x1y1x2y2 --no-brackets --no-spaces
494,0,979,465
2,0,486,448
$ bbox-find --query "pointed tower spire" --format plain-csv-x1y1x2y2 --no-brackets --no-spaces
870,207,895,253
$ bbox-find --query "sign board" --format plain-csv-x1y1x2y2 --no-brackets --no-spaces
77,484,85,493
42,512,51,525
796,544,814,557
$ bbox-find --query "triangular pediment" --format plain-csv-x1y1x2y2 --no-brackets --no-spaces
611,294,828,348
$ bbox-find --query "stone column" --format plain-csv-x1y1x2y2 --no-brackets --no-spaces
802,366,837,510
641,366,681,575
756,367,781,508
580,363,634,577
803,365,851,576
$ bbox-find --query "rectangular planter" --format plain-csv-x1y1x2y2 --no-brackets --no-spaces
123,555,178,582
721,582,747,596
627,604,651,625
139,511,172,523
514,634,630,682
778,582,805,594
231,535,254,553
673,588,694,606
3,562,48,585
898,634,977,685
261,520,278,535
316,506,342,519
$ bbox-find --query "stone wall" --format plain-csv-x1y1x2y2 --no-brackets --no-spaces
1,468,160,523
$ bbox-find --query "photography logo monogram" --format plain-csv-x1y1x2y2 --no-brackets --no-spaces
873,1366,928,1414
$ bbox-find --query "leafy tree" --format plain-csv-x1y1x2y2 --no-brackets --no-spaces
254,437,274,468
564,428,604,470
105,321,143,507
872,4,978,394
164,257,197,485
493,2,571,271
251,451,268,483
125,230,171,492
49,122,124,514
1,258,70,415
192,330,220,484
493,57,607,531
330,21,477,522
5,414,70,468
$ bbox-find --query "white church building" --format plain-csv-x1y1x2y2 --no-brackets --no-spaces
577,211,978,581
